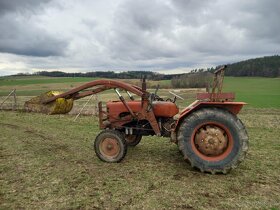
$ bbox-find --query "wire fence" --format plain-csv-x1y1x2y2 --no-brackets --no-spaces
0,95,100,116
0,88,204,116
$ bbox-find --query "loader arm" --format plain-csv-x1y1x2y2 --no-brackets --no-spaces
42,79,147,104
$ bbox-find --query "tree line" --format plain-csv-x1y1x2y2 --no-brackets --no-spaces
14,55,279,88
33,70,184,81
224,55,280,77
33,55,280,79
170,55,280,88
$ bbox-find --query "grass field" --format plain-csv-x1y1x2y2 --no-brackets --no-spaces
0,76,98,86
0,76,171,97
224,77,280,108
1,109,280,209
0,76,279,108
1,75,279,209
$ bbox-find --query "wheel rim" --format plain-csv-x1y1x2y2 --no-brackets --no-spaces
99,137,120,159
191,122,233,162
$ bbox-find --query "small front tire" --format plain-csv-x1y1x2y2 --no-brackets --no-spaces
94,130,127,163
125,134,142,146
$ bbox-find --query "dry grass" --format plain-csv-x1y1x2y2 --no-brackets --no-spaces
0,108,280,209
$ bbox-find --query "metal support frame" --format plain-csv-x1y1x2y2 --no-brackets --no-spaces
196,65,235,102
211,65,226,101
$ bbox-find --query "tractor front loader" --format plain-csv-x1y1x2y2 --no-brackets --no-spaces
25,66,248,174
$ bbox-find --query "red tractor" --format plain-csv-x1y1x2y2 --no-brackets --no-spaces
27,66,248,174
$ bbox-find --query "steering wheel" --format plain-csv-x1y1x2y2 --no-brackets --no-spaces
150,85,163,102
147,85,163,111
165,98,174,102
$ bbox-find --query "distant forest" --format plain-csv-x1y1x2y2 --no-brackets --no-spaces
17,55,280,79
225,55,280,77
33,70,174,81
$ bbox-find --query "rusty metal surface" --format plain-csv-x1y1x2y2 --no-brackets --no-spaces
105,100,178,136
140,99,161,135
176,101,246,129
152,101,179,118
106,101,179,119
119,96,136,118
200,102,246,115
196,93,235,101
190,121,234,162
212,65,226,95
99,137,120,158
43,79,146,104
106,99,161,135
73,86,111,100
194,125,228,156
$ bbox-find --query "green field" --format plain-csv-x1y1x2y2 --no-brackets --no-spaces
0,76,279,108
0,76,171,97
224,77,280,108
1,109,279,209
0,76,99,97
0,76,98,86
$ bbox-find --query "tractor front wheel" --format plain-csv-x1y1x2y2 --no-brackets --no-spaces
125,134,142,146
94,130,127,163
177,107,248,174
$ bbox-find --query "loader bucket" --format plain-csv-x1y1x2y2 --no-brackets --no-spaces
24,91,73,114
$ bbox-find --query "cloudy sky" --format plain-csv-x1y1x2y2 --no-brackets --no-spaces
0,0,279,76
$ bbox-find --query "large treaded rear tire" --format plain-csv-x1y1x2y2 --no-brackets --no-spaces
177,107,248,174
94,130,127,163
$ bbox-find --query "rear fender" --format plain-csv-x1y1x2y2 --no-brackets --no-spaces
175,101,246,129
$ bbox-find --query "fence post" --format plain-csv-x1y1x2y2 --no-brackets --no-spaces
13,89,17,110
94,94,99,116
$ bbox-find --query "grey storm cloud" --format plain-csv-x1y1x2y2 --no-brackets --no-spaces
0,0,52,15
0,0,67,57
109,0,280,64
0,0,279,75
108,0,180,61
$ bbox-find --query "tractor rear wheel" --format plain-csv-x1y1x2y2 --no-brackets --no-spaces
94,130,127,163
125,135,142,146
177,107,248,174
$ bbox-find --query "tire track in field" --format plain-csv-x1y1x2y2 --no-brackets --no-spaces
0,122,52,140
